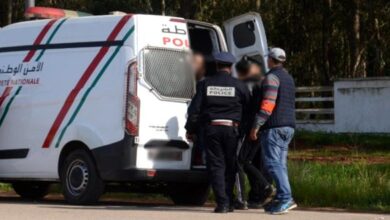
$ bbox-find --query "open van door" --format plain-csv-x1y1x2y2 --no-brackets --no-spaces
224,12,269,71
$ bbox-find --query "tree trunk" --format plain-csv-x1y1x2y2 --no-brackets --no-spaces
161,0,165,16
322,0,332,85
179,0,197,19
25,0,35,10
366,1,385,77
144,0,153,13
256,0,261,10
348,0,363,78
7,0,12,25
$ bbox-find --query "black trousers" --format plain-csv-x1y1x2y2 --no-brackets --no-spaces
205,125,239,207
237,137,271,202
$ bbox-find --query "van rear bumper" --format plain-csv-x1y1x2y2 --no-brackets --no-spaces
92,134,208,183
100,168,208,183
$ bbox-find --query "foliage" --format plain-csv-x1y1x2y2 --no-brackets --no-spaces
1,0,390,86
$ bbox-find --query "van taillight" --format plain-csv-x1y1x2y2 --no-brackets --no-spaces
126,62,140,136
126,96,140,135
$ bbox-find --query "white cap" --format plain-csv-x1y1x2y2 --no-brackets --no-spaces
269,47,286,62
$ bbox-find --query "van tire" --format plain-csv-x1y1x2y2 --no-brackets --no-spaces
168,183,210,206
12,182,50,200
60,149,105,205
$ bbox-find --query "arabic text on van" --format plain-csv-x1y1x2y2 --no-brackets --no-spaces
0,62,43,86
0,62,44,76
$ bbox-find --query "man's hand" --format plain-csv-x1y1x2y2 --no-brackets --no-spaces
250,128,260,141
186,132,194,142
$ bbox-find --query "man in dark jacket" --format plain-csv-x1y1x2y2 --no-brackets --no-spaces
234,56,275,210
249,47,297,214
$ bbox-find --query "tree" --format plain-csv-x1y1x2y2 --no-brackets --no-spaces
0,0,389,83
7,0,12,25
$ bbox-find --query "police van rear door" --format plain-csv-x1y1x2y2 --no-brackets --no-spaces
223,12,269,71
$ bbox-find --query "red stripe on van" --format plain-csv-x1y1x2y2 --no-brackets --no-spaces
0,87,12,107
42,15,133,148
0,19,57,109
24,19,58,62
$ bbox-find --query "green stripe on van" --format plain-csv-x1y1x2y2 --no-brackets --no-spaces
0,86,22,126
0,19,66,128
54,26,135,148
36,18,68,61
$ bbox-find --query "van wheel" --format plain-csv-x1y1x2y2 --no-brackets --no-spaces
60,149,105,205
12,182,50,200
168,183,210,206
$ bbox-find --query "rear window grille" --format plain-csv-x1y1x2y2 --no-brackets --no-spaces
143,48,195,100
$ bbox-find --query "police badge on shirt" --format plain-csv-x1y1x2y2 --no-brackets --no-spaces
207,86,235,97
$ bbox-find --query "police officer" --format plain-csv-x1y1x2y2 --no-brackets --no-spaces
185,52,250,213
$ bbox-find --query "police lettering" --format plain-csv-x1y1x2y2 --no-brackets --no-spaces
207,86,235,97
162,37,189,48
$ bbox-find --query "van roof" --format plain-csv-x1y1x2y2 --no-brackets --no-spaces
2,14,130,31
2,14,186,31
0,15,137,48
0,14,188,51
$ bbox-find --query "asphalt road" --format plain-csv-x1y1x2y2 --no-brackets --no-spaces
0,194,388,220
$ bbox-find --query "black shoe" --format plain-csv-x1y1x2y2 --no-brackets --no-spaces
228,206,235,212
214,206,229,213
264,200,279,213
234,200,248,210
259,185,276,206
247,200,263,209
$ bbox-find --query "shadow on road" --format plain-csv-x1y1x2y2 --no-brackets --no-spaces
1,193,386,215
0,193,270,215
0,193,216,214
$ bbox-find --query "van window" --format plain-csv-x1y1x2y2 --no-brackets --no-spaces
142,47,195,100
233,21,256,48
188,25,220,55
187,23,221,77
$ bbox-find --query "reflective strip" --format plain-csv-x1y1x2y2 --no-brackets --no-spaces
211,119,234,123
260,100,276,113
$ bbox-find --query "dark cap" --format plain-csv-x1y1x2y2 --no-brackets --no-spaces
213,52,236,65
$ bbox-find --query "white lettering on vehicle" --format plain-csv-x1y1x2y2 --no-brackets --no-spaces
207,86,235,97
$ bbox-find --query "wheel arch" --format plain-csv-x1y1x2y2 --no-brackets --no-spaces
57,140,105,205
57,141,97,178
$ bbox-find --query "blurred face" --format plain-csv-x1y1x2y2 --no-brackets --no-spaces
192,54,205,81
247,64,261,78
238,63,261,80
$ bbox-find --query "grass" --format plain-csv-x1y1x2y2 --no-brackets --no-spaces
0,183,11,192
294,131,390,151
0,131,388,213
290,131,390,164
0,163,389,213
288,131,390,212
288,161,390,212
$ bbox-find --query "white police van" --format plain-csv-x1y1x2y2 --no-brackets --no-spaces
0,11,268,205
